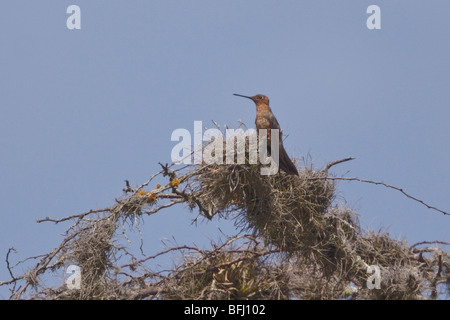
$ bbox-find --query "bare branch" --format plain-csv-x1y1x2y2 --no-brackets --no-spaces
36,208,111,224
6,248,16,280
322,157,355,172
308,176,449,216
411,240,450,249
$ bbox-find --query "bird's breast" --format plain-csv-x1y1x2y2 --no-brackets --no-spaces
255,116,271,129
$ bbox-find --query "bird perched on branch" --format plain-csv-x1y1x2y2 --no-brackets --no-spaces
233,93,299,176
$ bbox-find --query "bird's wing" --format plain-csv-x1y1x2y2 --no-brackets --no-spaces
269,112,283,138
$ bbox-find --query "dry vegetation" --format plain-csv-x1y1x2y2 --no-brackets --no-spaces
1,132,449,300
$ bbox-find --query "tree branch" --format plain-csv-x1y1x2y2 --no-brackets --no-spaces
322,157,355,172
309,176,449,216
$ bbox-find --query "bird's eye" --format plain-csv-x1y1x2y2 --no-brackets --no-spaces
259,96,263,99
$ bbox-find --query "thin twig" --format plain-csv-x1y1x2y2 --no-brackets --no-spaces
144,199,185,215
308,176,449,216
323,157,355,172
411,240,450,249
36,208,111,224
6,248,16,280
121,245,201,269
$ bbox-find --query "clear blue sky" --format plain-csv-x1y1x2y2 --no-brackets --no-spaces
1,1,449,298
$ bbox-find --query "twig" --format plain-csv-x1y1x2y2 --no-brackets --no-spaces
121,245,201,269
138,167,167,190
309,176,449,216
176,188,213,219
6,248,16,280
323,157,355,172
411,240,450,249
144,199,185,215
206,249,278,272
36,208,111,224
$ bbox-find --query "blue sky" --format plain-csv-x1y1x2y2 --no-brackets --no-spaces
1,1,449,298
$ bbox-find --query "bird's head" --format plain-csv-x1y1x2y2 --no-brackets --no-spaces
233,93,269,106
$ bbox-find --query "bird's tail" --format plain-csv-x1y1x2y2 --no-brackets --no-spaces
278,144,299,176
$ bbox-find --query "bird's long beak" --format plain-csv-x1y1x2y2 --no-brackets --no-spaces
233,93,253,100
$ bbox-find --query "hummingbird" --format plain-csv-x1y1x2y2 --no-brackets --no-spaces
233,93,299,176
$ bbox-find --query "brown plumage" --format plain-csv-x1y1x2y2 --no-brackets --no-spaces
233,93,299,176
